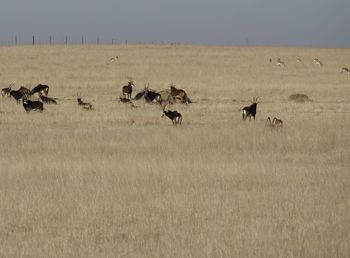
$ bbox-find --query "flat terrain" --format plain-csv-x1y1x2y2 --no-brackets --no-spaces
0,45,349,257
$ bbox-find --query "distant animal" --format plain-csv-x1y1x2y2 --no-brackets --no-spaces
144,86,162,104
313,58,323,66
39,93,57,104
22,97,44,113
9,89,26,103
122,80,134,99
276,58,285,67
241,97,259,121
1,84,13,97
31,84,49,96
162,105,182,126
18,86,32,96
296,57,302,63
341,67,350,75
77,94,93,110
266,117,283,128
109,56,119,62
170,85,190,104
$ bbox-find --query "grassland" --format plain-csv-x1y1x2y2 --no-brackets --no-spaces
0,45,349,257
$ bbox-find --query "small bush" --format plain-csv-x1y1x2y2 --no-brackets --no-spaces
288,93,311,103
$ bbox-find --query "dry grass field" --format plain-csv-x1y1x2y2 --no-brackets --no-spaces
0,44,349,257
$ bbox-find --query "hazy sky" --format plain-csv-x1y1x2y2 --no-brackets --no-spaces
1,0,349,47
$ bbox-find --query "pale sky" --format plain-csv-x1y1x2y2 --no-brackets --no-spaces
1,0,349,47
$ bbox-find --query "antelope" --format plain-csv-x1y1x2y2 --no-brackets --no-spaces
276,58,285,67
9,89,26,103
170,84,190,104
122,80,134,99
266,117,283,128
162,105,182,126
31,84,49,96
39,92,57,104
313,58,323,66
296,57,302,63
1,84,13,97
241,97,259,121
18,86,32,96
341,67,350,75
144,85,162,104
22,97,44,113
109,56,119,62
77,94,93,110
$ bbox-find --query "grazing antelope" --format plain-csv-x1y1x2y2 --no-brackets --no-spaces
77,94,93,110
39,92,57,104
22,97,44,113
170,85,190,104
276,58,285,67
162,105,182,126
313,58,323,66
296,57,302,63
341,67,350,75
241,97,259,121
122,80,134,99
31,84,49,96
1,84,13,97
266,117,283,128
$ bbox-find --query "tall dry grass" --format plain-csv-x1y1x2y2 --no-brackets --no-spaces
0,45,349,257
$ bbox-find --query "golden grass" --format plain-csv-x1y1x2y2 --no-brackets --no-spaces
0,45,350,257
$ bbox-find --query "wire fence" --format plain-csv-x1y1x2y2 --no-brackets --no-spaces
0,35,181,46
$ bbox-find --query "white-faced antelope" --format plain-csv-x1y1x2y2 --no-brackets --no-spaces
1,83,13,97
241,97,259,121
22,97,44,113
31,84,49,96
122,80,134,99
162,105,182,126
341,67,350,75
313,58,323,66
266,117,283,128
77,94,93,110
276,58,285,67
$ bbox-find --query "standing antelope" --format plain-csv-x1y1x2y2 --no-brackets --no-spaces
276,58,285,67
341,67,350,75
241,97,259,121
31,84,49,96
266,117,283,128
144,85,162,104
122,80,134,99
162,105,182,126
296,57,302,63
1,84,13,97
313,58,323,66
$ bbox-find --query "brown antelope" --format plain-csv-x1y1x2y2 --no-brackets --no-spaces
1,83,13,97
296,57,302,63
122,80,134,99
276,58,285,67
77,94,93,110
266,117,283,128
241,97,259,121
169,84,190,104
162,105,182,126
313,58,323,66
341,67,350,75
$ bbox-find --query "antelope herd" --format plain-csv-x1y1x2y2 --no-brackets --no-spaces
1,56,348,127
